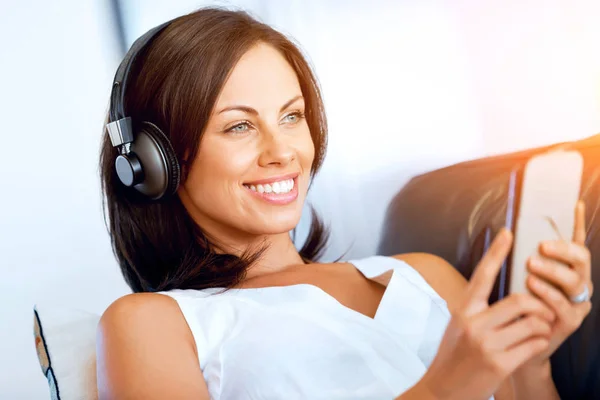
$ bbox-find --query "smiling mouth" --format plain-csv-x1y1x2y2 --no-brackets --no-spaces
243,177,295,194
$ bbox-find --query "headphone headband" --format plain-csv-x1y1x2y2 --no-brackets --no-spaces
109,20,172,123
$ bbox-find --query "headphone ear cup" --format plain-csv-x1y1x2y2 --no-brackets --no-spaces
128,121,181,200
115,153,144,186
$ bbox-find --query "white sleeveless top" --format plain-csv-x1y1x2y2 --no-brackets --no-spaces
159,256,469,399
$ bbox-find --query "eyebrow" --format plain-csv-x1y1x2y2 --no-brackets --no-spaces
217,95,304,115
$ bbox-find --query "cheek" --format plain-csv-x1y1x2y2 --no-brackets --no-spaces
299,128,316,168
186,138,254,198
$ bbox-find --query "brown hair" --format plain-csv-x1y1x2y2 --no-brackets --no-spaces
99,7,330,292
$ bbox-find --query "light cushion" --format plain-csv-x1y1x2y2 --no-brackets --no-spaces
33,305,100,400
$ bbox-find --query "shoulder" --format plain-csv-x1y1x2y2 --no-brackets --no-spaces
98,291,195,345
391,253,467,313
98,292,196,355
99,292,186,333
97,293,207,398
101,291,176,314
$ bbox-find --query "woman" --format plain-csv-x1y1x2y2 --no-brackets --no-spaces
97,7,593,400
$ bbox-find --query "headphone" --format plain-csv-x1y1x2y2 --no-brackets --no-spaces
105,20,181,200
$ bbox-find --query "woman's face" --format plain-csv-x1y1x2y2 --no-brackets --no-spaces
179,43,315,245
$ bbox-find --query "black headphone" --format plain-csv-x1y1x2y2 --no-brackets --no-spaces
105,20,180,200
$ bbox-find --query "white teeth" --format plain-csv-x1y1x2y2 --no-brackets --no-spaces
272,181,281,194
245,178,295,195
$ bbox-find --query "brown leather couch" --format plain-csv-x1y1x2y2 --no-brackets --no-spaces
378,134,600,400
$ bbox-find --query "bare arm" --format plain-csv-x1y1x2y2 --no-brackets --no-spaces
96,293,210,400
394,252,557,400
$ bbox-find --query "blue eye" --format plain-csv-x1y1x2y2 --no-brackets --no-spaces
226,122,251,134
225,112,304,134
283,111,305,124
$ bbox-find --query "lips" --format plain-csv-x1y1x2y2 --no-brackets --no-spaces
243,172,300,186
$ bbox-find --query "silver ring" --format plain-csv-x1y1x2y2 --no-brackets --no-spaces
570,285,591,304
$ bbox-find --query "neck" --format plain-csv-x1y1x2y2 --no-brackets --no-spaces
208,230,306,278
246,233,306,279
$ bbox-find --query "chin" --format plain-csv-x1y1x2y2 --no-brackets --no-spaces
249,209,303,235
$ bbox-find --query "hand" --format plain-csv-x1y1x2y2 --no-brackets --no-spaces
419,228,555,400
522,200,593,367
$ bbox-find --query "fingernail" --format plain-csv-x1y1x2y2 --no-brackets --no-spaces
529,256,542,269
501,229,512,243
542,242,555,253
529,275,541,287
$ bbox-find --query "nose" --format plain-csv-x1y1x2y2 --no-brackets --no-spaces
257,128,295,168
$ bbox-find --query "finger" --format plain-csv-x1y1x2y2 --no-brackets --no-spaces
539,240,591,282
574,200,586,245
488,315,551,351
498,338,549,374
527,274,591,324
473,292,555,331
467,228,513,302
528,256,585,298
